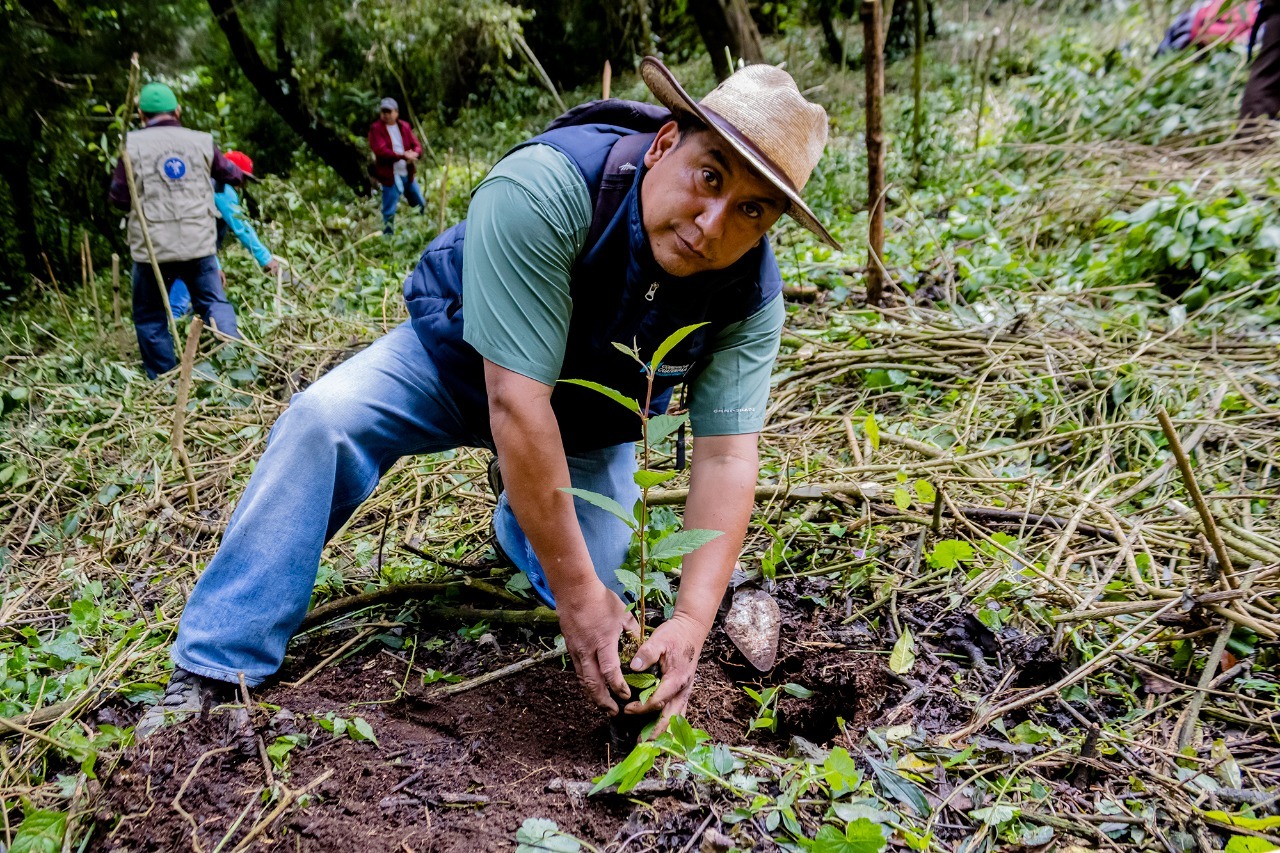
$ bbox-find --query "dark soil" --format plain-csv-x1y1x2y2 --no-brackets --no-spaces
86,580,1048,851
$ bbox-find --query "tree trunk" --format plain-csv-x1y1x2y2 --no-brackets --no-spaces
207,0,369,196
911,0,925,182
0,137,43,285
689,0,765,80
862,0,886,306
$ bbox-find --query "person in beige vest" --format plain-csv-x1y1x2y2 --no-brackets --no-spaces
108,82,246,378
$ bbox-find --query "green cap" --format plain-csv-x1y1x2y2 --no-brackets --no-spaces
138,82,179,114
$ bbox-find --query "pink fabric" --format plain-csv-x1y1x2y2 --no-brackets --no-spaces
1190,0,1260,46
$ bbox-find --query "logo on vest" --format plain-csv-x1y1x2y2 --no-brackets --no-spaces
653,363,692,378
617,163,637,173
162,156,188,180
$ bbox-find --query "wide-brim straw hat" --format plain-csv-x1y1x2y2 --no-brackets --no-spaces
640,56,840,250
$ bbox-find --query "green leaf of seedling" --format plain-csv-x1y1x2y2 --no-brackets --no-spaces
560,487,638,530
591,741,660,794
350,716,378,745
633,469,679,489
558,378,639,415
649,528,723,561
913,480,936,504
782,682,814,699
1225,836,1280,853
649,323,708,373
863,414,880,450
668,714,697,754
624,672,658,690
647,413,687,443
10,809,67,853
611,340,643,365
889,627,916,674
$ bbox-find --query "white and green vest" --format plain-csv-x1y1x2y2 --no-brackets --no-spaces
125,125,217,263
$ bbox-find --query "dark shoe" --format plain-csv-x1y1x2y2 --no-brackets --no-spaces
136,667,233,738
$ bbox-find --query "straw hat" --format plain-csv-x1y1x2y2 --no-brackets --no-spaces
640,57,839,250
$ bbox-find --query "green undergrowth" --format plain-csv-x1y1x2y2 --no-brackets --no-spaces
3,2,1280,851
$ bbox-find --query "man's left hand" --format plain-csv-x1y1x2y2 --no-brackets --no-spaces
263,258,280,275
623,612,708,735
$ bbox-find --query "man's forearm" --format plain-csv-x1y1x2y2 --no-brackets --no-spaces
673,434,759,631
487,376,598,598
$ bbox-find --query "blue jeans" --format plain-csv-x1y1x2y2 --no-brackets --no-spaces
132,257,238,378
381,175,426,234
172,322,639,686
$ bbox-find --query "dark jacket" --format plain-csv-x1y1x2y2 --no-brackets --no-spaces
368,119,422,187
402,112,782,453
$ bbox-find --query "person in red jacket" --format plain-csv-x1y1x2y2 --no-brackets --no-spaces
368,97,426,235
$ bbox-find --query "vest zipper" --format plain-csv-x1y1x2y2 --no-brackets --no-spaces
645,281,660,302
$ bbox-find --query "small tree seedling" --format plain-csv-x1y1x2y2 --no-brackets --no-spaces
560,324,725,694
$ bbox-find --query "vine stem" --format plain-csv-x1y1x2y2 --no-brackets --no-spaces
638,362,657,641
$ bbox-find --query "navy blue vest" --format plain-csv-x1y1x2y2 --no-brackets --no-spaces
403,106,783,453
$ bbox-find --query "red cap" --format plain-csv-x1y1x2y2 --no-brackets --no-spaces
224,149,254,176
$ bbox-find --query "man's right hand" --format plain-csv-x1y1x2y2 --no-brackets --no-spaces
556,579,639,714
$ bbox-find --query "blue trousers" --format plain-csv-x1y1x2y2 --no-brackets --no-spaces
380,175,426,234
173,322,639,686
132,257,238,378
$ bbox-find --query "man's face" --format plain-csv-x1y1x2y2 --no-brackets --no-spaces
380,107,399,124
640,121,788,278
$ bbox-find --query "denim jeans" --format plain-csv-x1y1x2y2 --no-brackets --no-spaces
172,322,639,686
132,257,238,378
380,175,426,234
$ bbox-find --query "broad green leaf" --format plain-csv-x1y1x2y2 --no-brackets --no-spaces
633,469,679,489
928,539,975,569
624,672,657,689
350,716,378,745
1203,811,1280,831
863,414,879,450
647,413,687,444
649,528,723,561
516,818,581,853
811,818,886,853
1009,721,1055,745
913,480,936,504
10,809,67,853
969,805,1019,826
668,715,696,754
893,486,911,511
782,682,814,699
558,378,639,415
560,487,638,530
591,741,660,794
889,627,916,675
822,746,861,792
649,323,708,373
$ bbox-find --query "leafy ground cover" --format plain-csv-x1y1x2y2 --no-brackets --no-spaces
3,3,1280,851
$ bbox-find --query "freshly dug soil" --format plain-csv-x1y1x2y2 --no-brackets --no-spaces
88,595,904,852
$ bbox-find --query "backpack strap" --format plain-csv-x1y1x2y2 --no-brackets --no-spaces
584,131,654,252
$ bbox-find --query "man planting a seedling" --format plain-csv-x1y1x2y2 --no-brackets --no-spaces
139,58,837,739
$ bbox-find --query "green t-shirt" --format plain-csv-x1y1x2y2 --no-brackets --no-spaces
461,144,783,437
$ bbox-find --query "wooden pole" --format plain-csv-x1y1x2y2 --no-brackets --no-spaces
83,231,101,326
911,0,925,183
862,0,887,306
111,253,122,326
173,316,203,510
120,54,180,358
437,148,452,234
